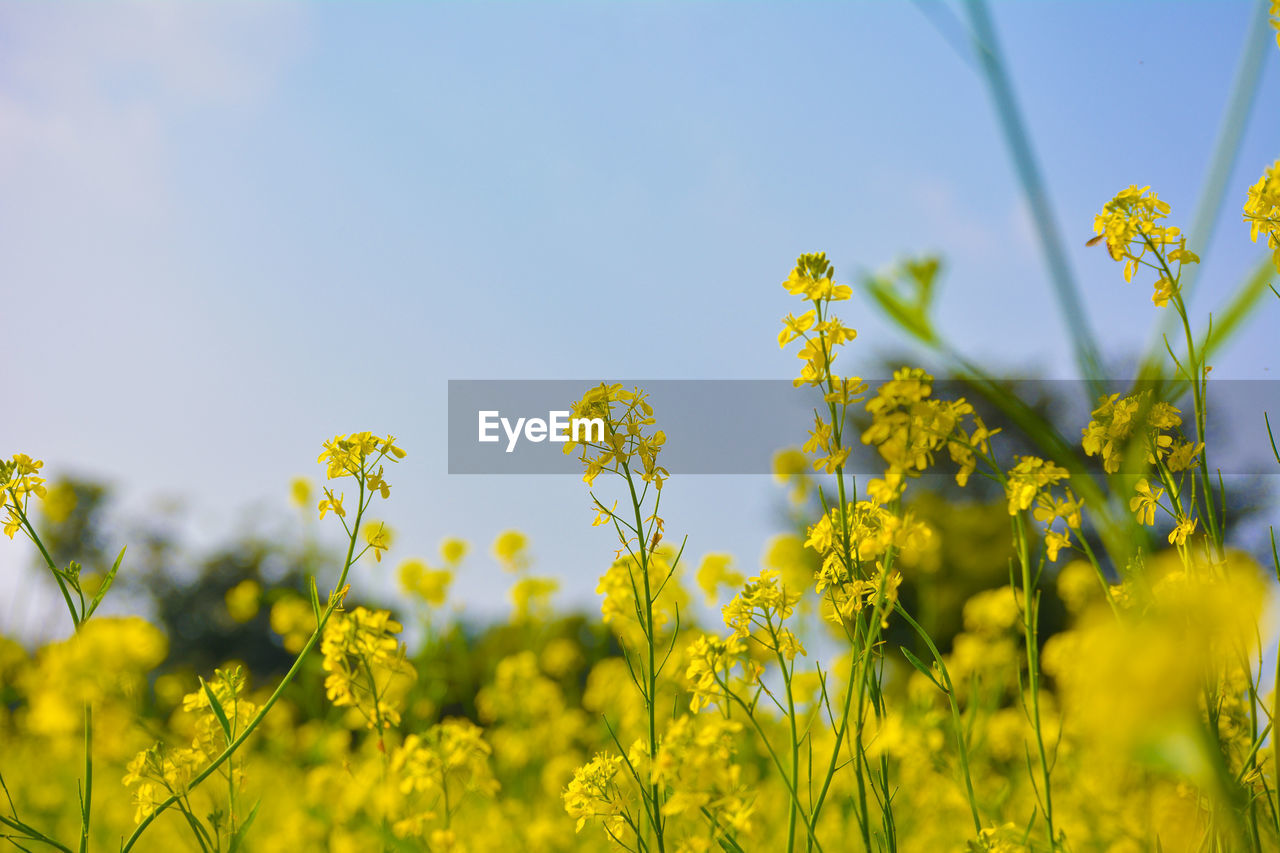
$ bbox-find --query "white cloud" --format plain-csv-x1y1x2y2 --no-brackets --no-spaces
0,2,306,229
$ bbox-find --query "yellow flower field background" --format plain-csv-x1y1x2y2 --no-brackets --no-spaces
4,4,1280,853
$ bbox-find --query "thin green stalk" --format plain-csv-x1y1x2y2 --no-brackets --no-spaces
0,816,72,853
620,457,665,853
122,477,370,852
964,0,1106,399
768,623,801,852
79,706,91,853
721,683,824,852
851,603,891,852
810,295,887,851
1013,514,1057,850
1145,0,1273,325
807,621,859,849
1147,236,1226,557
893,604,983,836
14,506,78,632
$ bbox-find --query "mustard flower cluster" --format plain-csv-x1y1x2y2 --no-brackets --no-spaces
779,252,866,475
565,384,669,491
721,568,806,662
684,632,754,714
1092,185,1199,306
563,752,632,839
315,431,405,520
1082,390,1202,476
861,367,997,499
320,606,414,731
124,668,257,827
1244,158,1280,273
652,715,755,839
390,719,500,841
1,454,46,539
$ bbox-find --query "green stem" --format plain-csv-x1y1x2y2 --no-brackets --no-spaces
768,622,800,852
1014,514,1057,850
123,476,369,852
893,604,983,836
807,622,858,849
619,457,665,853
79,706,92,853
721,683,824,852
1144,0,1273,323
14,505,79,631
963,0,1106,399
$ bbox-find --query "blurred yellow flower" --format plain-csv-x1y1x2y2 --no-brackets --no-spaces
492,529,529,572
41,479,77,523
224,579,261,623
290,477,312,509
440,537,468,564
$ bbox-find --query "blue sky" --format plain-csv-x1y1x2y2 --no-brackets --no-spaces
2,1,1278,641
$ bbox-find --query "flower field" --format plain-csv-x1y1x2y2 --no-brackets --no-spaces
3,5,1280,853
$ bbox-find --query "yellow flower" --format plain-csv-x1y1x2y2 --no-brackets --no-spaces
782,252,852,301
41,479,77,523
1168,516,1197,547
1004,456,1069,515
1094,186,1179,267
362,521,393,562
440,537,468,564
511,576,558,622
413,565,450,605
317,487,345,520
779,254,860,395
1129,479,1163,526
1081,390,1184,473
772,447,812,503
721,568,799,638
289,476,312,509
565,384,670,490
1244,158,1280,272
269,595,316,654
321,607,412,730
492,529,529,572
315,434,405,515
392,718,499,836
318,432,405,479
652,715,754,835
224,579,261,623
1056,560,1100,614
1165,439,1203,473
1044,529,1072,563
1,454,48,538
777,309,816,348
685,632,750,713
695,553,743,605
563,752,628,835
963,587,1023,637
399,559,453,606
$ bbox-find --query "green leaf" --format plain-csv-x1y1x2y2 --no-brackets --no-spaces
308,576,322,624
1202,257,1275,360
228,800,261,853
84,546,125,621
900,647,946,693
199,677,233,742
864,266,938,346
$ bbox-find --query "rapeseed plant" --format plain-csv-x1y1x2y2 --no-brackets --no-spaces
3,37,1280,853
